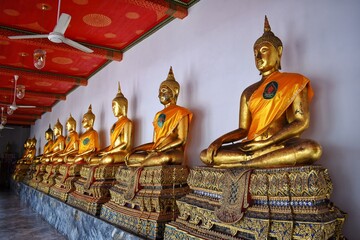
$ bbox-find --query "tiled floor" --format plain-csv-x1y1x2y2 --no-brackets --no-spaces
0,188,66,240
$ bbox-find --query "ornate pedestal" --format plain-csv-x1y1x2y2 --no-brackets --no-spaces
12,163,30,182
101,165,190,239
23,163,38,185
67,164,121,215
164,166,346,240
37,164,61,193
29,163,48,189
49,163,83,202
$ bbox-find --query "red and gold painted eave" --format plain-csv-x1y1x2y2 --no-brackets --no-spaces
0,0,197,126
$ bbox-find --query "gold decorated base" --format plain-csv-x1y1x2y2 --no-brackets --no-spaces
67,164,121,215
37,164,61,194
49,164,83,202
23,164,38,185
28,163,48,189
100,165,190,239
12,163,30,182
164,165,346,240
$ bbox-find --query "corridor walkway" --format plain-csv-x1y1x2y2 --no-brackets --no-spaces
0,188,66,240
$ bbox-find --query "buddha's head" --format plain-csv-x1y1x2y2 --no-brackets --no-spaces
159,66,180,105
45,124,54,141
82,105,95,129
112,82,128,117
31,137,37,148
66,114,76,132
253,16,283,75
53,119,63,137
24,139,30,149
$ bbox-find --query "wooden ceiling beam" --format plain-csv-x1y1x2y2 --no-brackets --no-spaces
0,27,123,61
128,0,188,19
0,66,88,86
0,88,66,101
6,119,35,125
6,113,41,120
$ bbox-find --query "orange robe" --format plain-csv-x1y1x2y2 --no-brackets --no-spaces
109,117,131,149
78,129,100,154
152,105,193,149
50,135,66,152
247,71,314,141
43,140,54,154
64,132,79,152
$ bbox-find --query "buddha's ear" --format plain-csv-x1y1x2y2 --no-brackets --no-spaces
277,46,283,58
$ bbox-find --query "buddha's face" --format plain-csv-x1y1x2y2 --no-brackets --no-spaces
158,85,174,105
112,101,123,117
254,42,282,75
66,121,74,132
82,116,93,128
45,132,53,141
53,126,61,137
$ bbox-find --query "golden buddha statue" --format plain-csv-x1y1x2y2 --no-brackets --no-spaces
67,105,100,164
38,125,54,162
17,139,31,164
40,119,66,163
200,16,322,168
52,114,79,163
90,83,133,165
24,137,37,164
126,67,193,167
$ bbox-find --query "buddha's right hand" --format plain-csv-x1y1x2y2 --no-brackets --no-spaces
206,139,222,163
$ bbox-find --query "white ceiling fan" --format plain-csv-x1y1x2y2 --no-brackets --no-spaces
7,75,36,112
8,0,93,53
0,107,14,131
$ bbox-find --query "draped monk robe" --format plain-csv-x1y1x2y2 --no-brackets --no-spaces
43,140,54,154
64,132,79,152
78,129,100,154
50,135,66,152
247,71,314,141
152,105,193,149
108,116,131,150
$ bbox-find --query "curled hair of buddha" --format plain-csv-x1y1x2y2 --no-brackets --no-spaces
254,16,283,50
54,118,63,132
160,66,180,101
84,104,95,122
67,114,76,128
113,82,128,113
45,124,53,136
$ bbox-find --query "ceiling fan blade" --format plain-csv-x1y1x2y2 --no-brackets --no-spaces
17,105,36,108
53,13,71,34
9,34,49,40
63,37,93,53
4,126,14,130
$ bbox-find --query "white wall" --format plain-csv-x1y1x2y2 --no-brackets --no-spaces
31,0,360,237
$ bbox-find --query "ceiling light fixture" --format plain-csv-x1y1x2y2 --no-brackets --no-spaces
33,48,46,69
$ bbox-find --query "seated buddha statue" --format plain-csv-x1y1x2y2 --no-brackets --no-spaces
17,139,31,164
66,105,100,164
200,16,322,168
24,137,37,164
40,119,66,163
38,125,54,162
89,83,133,165
126,67,193,167
52,114,79,163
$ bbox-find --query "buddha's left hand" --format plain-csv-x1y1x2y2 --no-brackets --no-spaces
240,140,271,152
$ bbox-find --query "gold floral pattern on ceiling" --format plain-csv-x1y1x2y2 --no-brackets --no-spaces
83,14,111,27
52,57,73,65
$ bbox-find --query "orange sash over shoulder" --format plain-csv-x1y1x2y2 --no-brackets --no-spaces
78,129,100,154
43,140,54,154
110,117,130,149
152,105,192,149
247,72,314,141
51,135,65,152
64,132,79,152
